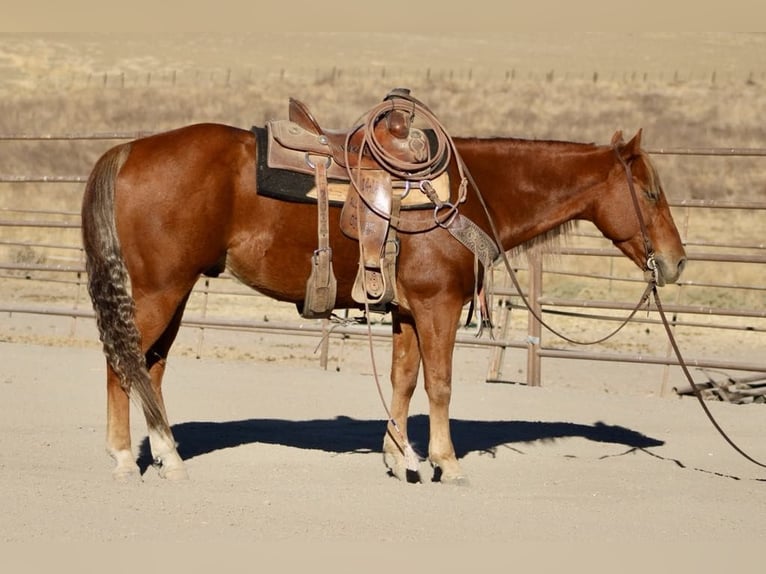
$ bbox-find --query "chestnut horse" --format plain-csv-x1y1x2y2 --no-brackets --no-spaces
81,121,686,483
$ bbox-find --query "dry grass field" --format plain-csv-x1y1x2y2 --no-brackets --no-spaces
2,33,765,211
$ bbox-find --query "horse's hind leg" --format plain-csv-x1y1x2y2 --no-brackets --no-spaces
132,290,193,480
106,367,139,479
104,288,191,480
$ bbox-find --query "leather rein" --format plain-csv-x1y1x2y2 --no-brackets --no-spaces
615,151,766,470
468,143,766,471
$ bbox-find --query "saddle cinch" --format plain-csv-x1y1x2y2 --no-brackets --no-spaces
266,88,452,319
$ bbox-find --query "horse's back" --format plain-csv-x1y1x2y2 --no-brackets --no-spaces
126,122,255,167
115,122,255,209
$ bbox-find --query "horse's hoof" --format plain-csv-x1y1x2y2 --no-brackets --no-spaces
431,464,469,486
383,451,421,483
383,451,406,480
405,468,422,484
159,465,189,481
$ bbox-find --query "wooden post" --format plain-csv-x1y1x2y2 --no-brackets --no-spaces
195,278,210,359
319,318,330,370
486,302,510,382
526,252,543,386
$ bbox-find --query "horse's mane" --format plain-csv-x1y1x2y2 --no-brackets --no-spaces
508,221,577,261
465,135,600,150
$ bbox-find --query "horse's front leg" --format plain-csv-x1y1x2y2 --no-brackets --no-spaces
383,312,422,482
415,301,466,484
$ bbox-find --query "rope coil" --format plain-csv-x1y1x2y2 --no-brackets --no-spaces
356,97,452,181
343,90,468,233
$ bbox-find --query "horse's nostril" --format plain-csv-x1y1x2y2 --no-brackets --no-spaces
677,257,687,277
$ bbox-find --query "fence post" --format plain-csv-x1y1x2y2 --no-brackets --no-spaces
319,318,330,370
195,278,210,359
526,252,543,386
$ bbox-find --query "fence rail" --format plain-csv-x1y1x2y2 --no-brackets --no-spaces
2,134,765,397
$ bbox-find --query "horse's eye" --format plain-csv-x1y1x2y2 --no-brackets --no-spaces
643,185,659,201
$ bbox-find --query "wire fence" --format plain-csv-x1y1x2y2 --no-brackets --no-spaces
16,66,766,91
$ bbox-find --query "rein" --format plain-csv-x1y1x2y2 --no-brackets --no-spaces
466,142,766,470
652,286,766,469
615,147,765,468
463,159,653,346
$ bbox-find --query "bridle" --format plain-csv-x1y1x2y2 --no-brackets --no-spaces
465,148,657,347
612,146,658,279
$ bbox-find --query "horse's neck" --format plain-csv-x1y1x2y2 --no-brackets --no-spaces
459,137,608,250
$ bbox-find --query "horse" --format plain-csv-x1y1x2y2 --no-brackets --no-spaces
81,107,687,484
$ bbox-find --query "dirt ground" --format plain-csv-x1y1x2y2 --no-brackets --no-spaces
1,321,765,550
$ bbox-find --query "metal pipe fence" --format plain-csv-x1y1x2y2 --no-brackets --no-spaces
1,133,765,395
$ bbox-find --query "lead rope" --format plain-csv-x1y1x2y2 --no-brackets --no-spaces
469,143,766,470
652,285,766,469
361,299,421,473
314,309,419,472
616,149,766,468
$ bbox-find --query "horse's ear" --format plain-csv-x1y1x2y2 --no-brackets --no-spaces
615,128,643,160
610,130,624,146
622,129,643,158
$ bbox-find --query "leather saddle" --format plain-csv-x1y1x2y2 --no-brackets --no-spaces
287,96,429,171
265,89,444,318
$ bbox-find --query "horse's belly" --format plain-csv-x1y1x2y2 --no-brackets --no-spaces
224,239,358,306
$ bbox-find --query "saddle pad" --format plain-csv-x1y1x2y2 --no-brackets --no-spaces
252,126,450,209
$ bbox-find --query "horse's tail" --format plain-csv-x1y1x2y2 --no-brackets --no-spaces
81,143,167,431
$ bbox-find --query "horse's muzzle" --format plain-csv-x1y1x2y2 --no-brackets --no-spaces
653,255,687,287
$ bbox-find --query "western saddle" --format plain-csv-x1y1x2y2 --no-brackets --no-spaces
265,88,498,321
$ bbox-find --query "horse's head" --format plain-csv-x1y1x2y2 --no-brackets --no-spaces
595,129,687,286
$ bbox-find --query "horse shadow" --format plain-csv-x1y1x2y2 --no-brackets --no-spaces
136,415,663,474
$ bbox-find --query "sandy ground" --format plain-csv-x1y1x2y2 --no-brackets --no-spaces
1,330,765,549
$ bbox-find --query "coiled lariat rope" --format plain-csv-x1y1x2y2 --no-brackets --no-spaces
344,91,468,233
359,96,451,181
